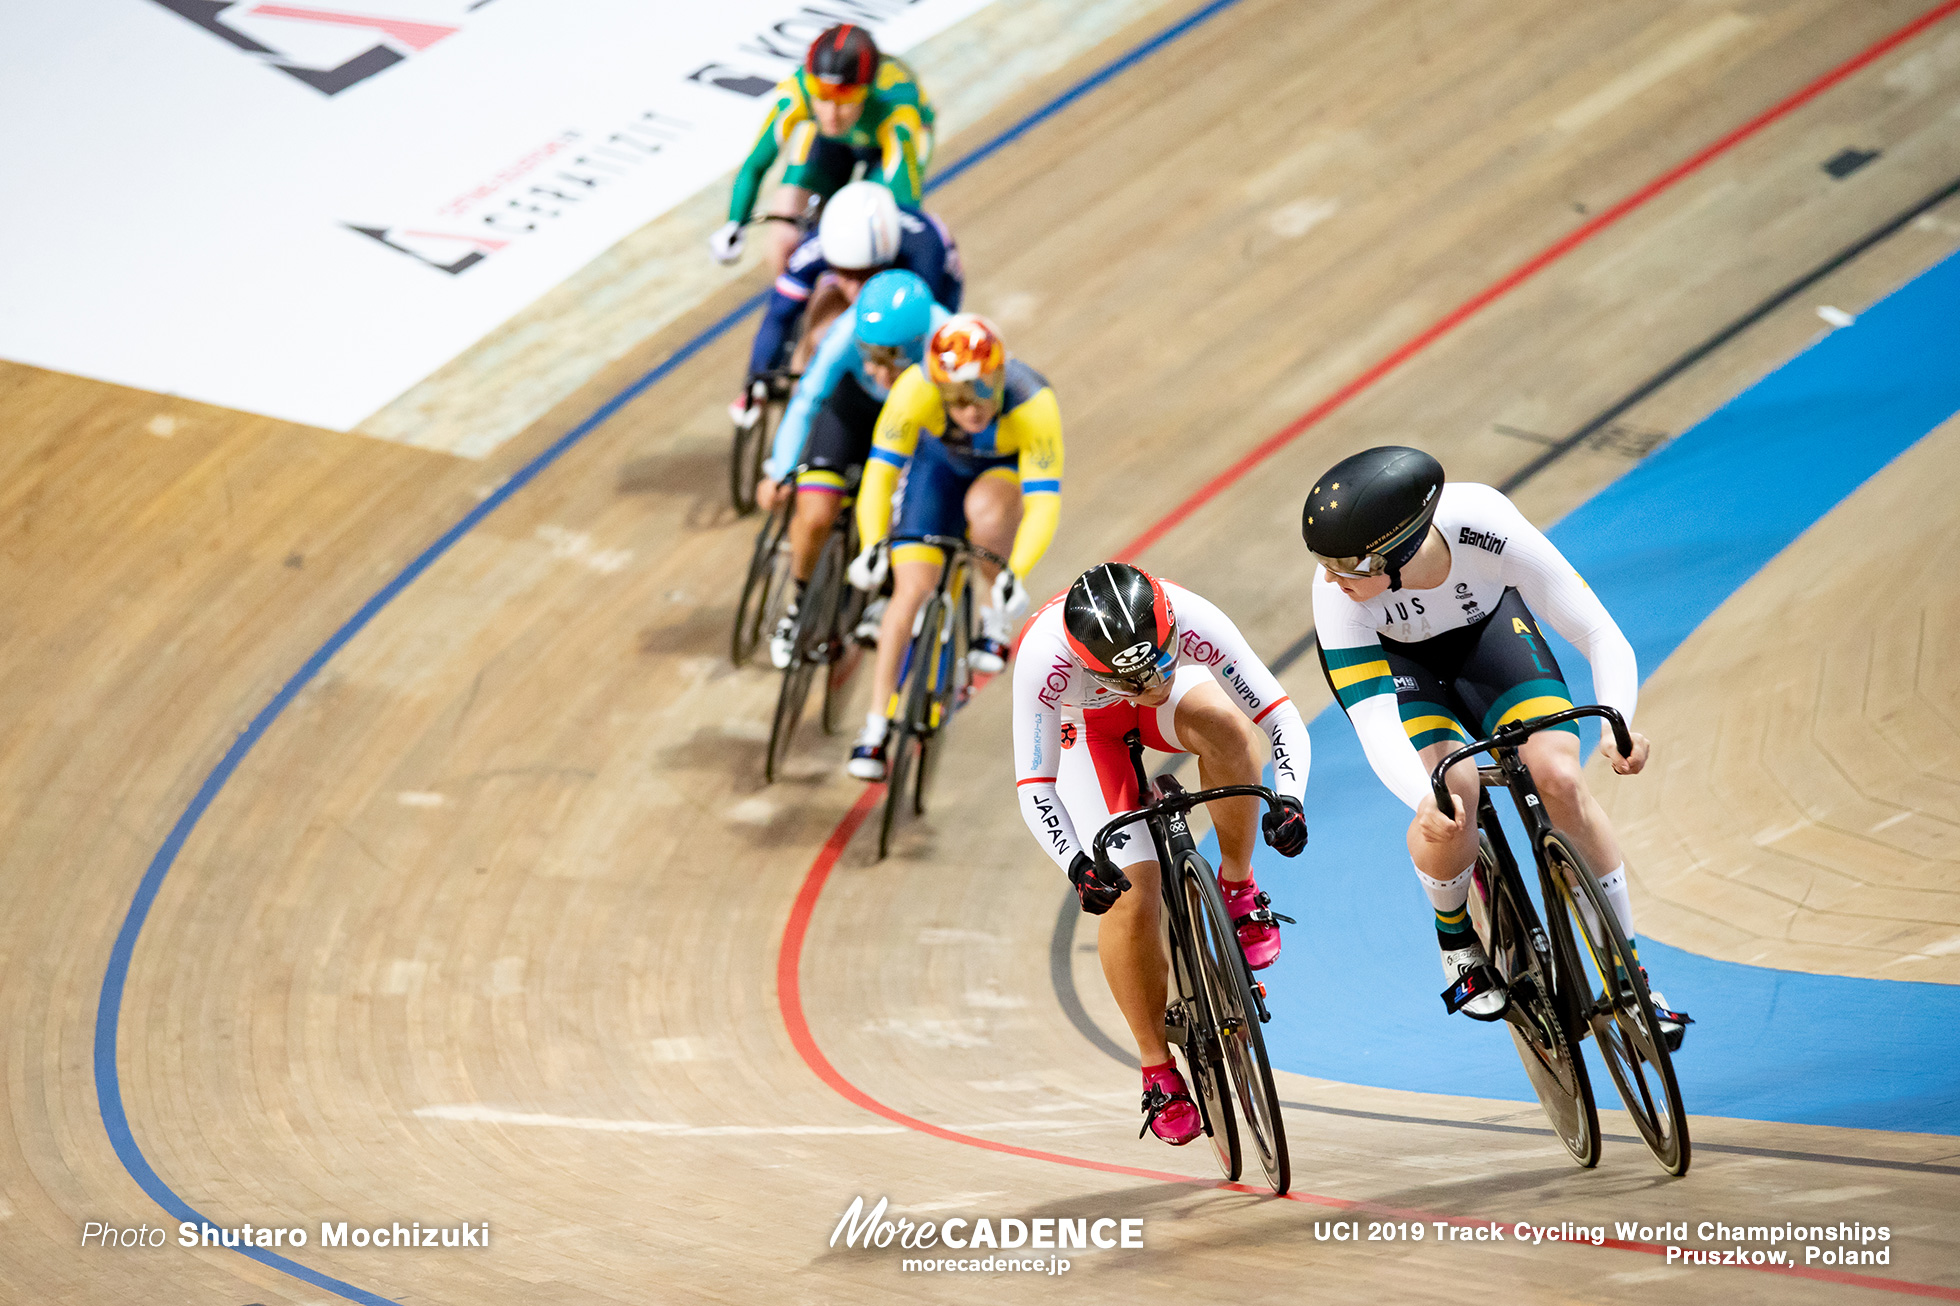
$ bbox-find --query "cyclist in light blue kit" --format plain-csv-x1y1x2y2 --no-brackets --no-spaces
759,269,950,669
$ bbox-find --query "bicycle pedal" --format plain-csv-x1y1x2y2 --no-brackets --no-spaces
1441,961,1509,1021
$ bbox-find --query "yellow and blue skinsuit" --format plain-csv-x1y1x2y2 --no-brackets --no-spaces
856,358,1063,577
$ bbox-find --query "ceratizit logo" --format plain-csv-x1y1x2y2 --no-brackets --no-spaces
149,0,476,96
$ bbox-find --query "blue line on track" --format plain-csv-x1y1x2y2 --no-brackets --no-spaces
1225,248,1960,1135
89,4,1244,1302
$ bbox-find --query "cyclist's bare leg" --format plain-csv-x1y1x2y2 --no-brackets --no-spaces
1172,679,1264,885
961,474,1021,593
1097,856,1171,1065
868,558,942,718
1408,741,1482,881
1518,729,1625,870
1518,728,1640,941
787,487,844,582
761,184,811,278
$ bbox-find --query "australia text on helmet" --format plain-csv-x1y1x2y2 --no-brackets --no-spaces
831,1196,1143,1252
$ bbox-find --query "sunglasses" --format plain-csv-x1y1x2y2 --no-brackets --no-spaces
809,79,869,105
936,378,1001,409
1314,552,1392,579
1086,643,1177,697
859,342,917,371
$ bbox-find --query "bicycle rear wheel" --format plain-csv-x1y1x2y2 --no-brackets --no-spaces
1471,835,1599,1168
877,597,940,860
731,498,793,666
1182,852,1289,1194
1543,831,1691,1176
1165,883,1240,1183
765,532,843,782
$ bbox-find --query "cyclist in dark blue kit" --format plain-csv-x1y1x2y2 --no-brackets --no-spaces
735,181,963,426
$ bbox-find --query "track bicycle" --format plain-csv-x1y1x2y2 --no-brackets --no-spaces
873,534,1005,860
1088,729,1293,1195
730,487,796,667
764,469,867,782
1429,704,1690,1176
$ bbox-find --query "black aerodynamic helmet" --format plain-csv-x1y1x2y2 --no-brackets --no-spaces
1302,446,1445,591
1063,563,1179,695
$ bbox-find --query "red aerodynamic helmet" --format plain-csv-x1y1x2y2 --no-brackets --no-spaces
805,24,879,102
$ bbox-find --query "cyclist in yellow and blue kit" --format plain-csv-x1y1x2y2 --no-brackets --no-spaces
844,315,1063,780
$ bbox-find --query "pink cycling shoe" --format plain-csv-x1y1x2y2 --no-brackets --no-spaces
1220,874,1293,971
1139,1061,1202,1145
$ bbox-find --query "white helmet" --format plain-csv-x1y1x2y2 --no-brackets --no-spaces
818,181,902,271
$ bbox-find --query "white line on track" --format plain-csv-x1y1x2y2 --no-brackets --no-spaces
414,1105,1128,1135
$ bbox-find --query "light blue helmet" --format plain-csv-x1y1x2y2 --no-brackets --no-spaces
854,269,935,351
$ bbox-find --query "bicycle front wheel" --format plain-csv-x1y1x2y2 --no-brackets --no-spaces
1471,837,1599,1168
765,531,843,781
729,383,777,514
913,577,968,817
1544,832,1691,1175
878,596,940,860
1181,852,1289,1194
731,499,793,666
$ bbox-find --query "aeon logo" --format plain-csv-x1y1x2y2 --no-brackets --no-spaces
149,0,472,96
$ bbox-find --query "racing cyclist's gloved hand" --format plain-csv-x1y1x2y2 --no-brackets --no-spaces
1261,796,1308,857
990,568,1029,622
709,220,745,265
1068,852,1131,915
847,542,888,593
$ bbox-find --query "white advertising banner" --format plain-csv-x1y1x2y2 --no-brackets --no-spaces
0,0,992,430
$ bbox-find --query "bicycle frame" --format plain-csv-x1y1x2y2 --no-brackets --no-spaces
1429,706,1637,1031
881,533,1005,727
1091,732,1286,1027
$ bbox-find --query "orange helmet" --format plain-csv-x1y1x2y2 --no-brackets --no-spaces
926,314,1007,403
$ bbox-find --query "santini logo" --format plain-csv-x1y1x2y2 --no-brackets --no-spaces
149,0,470,96
1457,526,1507,555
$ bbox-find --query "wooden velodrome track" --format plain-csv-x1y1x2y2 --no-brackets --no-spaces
6,1,1960,1301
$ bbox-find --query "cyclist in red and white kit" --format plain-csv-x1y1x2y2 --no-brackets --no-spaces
1013,563,1311,1146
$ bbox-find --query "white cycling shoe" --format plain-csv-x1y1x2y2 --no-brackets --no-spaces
1440,939,1508,1020
768,609,797,670
969,605,1013,675
854,597,886,647
847,718,890,781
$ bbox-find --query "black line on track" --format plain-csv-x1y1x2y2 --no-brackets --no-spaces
1047,173,1960,1170
1494,169,1960,497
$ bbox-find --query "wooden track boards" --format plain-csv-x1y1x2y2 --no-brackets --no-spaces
5,1,1960,1301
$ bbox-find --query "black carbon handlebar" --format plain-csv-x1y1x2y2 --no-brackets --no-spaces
1088,783,1286,870
1426,704,1635,815
883,534,1011,571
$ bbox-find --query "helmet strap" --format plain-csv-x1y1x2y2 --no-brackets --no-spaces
1387,563,1404,592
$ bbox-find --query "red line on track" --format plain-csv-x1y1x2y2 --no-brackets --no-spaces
1117,0,1960,563
778,4,1960,1298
